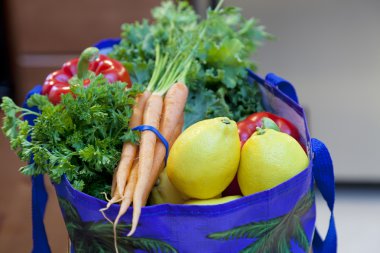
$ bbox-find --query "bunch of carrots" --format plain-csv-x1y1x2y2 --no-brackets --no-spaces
100,3,226,250
99,43,193,252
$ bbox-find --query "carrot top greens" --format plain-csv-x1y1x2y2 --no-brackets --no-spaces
111,1,271,128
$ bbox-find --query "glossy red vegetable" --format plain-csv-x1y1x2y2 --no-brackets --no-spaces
42,47,132,104
223,111,303,196
238,111,301,146
48,83,72,105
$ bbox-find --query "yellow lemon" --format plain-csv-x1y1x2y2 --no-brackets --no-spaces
238,129,309,196
167,117,240,199
184,195,242,205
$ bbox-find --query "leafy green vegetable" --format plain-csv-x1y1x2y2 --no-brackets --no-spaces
1,74,142,198
110,1,270,127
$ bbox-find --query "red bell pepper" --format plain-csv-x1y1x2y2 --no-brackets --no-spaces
42,47,132,104
223,112,303,196
238,111,301,146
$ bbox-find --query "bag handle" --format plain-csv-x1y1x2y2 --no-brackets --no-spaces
31,175,51,253
22,86,52,253
263,72,337,251
311,138,337,253
265,72,299,104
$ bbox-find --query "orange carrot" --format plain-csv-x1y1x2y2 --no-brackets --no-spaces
140,84,187,205
128,83,188,236
99,191,122,224
154,113,184,178
99,170,122,224
113,159,139,253
111,167,117,197
153,114,185,189
171,114,184,144
111,115,184,224
114,90,151,197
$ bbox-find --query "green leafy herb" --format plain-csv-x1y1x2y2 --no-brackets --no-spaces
1,74,143,198
110,1,270,128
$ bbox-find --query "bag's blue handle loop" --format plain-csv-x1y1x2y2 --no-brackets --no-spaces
94,38,121,55
265,73,299,104
94,37,121,49
311,138,337,253
23,85,52,253
31,175,51,253
132,125,170,166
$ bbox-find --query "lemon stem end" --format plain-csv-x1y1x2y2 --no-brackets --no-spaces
256,127,266,135
221,118,231,125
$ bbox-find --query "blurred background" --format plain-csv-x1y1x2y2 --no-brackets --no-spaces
1,0,379,252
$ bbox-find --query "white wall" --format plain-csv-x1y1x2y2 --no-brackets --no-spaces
225,0,380,182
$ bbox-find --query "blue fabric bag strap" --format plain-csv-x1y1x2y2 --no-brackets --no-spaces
265,72,299,103
311,138,337,253
264,72,337,252
23,85,52,253
31,175,50,253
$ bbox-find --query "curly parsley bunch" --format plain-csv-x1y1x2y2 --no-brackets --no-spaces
1,74,142,198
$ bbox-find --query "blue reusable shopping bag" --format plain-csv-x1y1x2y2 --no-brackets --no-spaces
24,39,337,253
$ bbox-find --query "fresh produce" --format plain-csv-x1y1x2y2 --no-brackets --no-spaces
42,47,132,104
149,168,189,205
111,96,187,248
149,116,189,205
2,0,272,244
224,113,301,196
133,84,188,204
110,1,270,128
112,33,195,237
112,158,139,246
167,117,241,199
113,91,151,200
185,195,242,205
238,128,309,196
111,1,266,235
1,73,141,198
238,111,302,146
128,83,189,237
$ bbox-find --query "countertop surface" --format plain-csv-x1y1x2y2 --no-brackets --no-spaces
315,188,380,253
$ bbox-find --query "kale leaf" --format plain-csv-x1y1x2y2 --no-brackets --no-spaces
110,1,271,127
